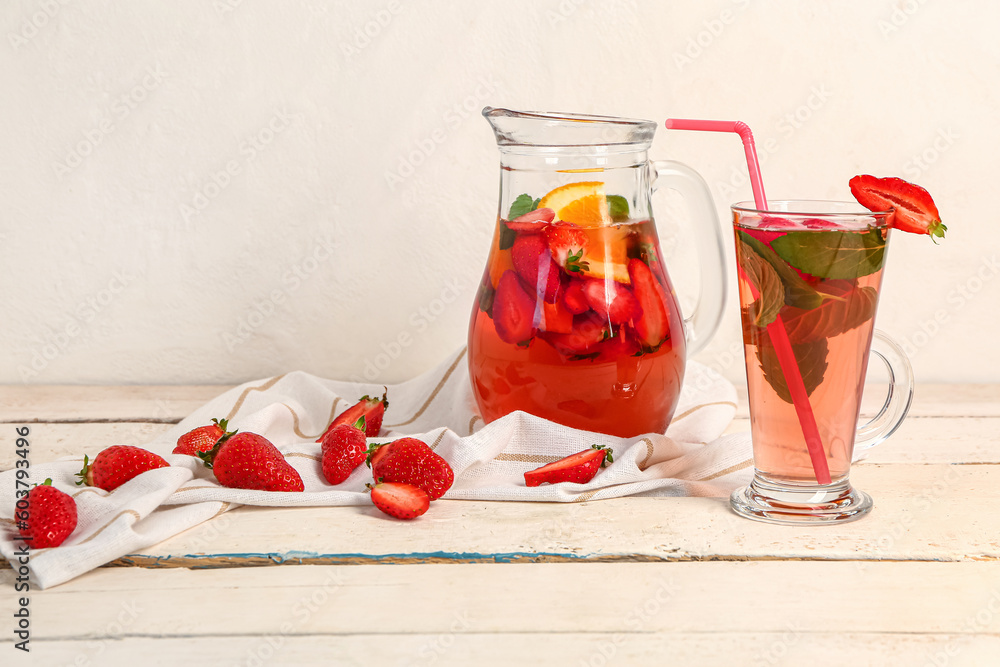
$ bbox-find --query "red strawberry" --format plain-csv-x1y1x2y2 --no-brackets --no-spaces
628,259,669,350
849,175,945,240
493,270,536,345
369,482,429,520
367,437,454,500
174,418,233,456
545,223,590,275
598,327,641,362
524,444,614,486
17,479,77,548
316,389,388,442
321,416,368,485
200,432,304,492
562,279,591,314
541,313,609,356
505,207,555,232
77,445,170,491
581,279,641,325
512,233,562,303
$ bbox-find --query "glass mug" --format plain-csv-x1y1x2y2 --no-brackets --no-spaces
728,200,914,524
468,108,728,437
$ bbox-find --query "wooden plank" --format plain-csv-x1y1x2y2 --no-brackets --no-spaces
2,562,999,640
2,413,996,474
58,464,994,568
0,422,174,471
15,633,1000,667
0,385,231,423
1,383,997,423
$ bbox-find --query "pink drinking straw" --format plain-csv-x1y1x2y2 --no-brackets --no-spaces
665,118,832,484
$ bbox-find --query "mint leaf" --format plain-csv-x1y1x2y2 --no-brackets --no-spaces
607,195,629,222
771,227,886,280
737,239,784,327
781,283,878,344
501,194,539,250
737,230,824,310
756,336,828,404
499,224,517,250
508,194,538,220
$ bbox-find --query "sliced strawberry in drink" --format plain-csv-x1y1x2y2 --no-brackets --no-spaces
849,174,945,240
628,258,669,350
801,217,840,230
561,279,591,315
541,313,609,356
493,270,536,345
512,233,563,303
537,299,574,334
581,279,641,326
545,223,590,275
598,326,640,362
505,207,555,232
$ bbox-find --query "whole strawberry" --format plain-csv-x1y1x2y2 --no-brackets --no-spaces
367,437,454,500
200,432,304,492
174,418,234,456
316,389,388,442
321,416,368,485
77,445,170,491
17,479,77,548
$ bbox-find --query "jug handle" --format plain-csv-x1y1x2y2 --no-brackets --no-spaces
649,160,728,355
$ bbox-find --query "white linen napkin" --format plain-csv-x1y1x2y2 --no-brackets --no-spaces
1,347,750,588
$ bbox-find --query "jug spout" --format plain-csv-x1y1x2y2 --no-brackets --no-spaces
483,107,657,151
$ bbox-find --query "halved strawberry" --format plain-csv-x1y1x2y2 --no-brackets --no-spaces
524,444,614,486
541,313,609,356
561,279,591,314
505,207,555,232
316,390,388,442
581,279,641,326
849,175,945,240
493,270,536,345
628,259,669,350
512,233,562,303
369,482,430,520
545,223,590,275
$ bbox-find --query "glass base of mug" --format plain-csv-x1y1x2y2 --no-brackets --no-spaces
730,474,873,525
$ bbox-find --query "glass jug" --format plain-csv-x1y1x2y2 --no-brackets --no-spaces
468,108,727,437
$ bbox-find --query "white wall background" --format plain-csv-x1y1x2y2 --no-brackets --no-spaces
3,0,996,387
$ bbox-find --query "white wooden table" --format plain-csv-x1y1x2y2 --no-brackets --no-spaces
2,384,999,666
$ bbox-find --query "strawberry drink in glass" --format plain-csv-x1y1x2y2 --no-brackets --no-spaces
729,201,914,524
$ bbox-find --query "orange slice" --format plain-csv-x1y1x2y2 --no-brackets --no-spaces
579,226,631,283
538,182,611,227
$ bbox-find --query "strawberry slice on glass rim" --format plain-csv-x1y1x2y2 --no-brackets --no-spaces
849,175,945,241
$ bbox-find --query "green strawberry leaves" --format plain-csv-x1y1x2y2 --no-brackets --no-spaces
564,249,590,274
771,227,886,280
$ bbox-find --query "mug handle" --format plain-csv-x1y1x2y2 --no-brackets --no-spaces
649,160,728,355
855,329,915,452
